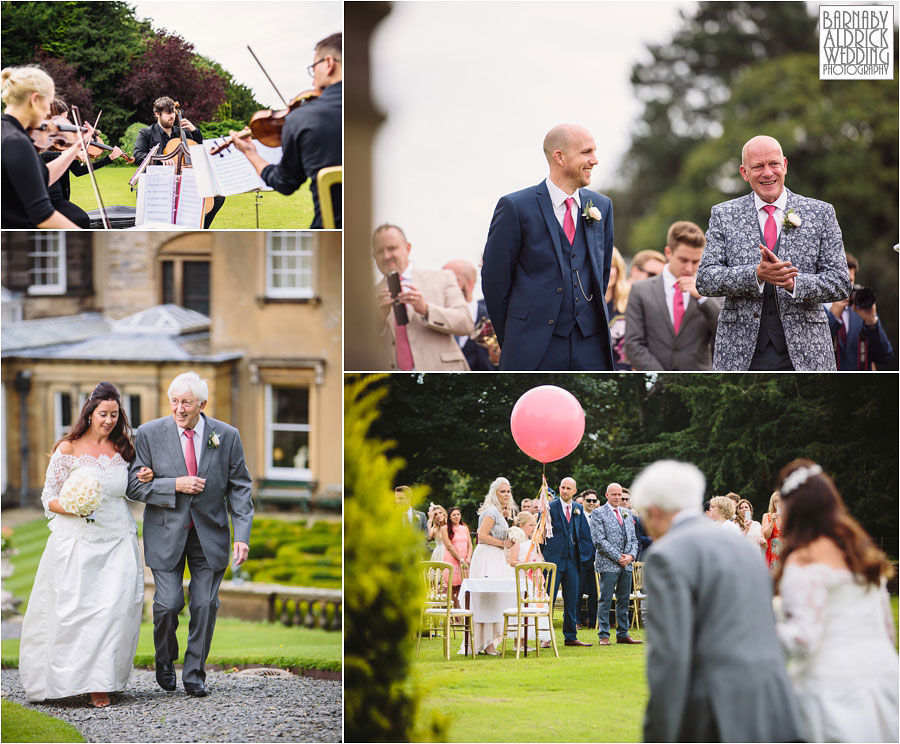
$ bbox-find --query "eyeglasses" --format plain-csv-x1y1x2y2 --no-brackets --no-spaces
307,56,341,77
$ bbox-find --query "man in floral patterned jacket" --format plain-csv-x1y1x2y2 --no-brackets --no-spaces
696,135,851,370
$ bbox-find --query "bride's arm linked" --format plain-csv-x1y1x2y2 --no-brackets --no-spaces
774,562,829,660
126,426,180,505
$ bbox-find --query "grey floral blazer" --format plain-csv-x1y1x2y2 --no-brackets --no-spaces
696,189,851,371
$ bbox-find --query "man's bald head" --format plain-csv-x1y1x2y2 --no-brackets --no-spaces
442,259,477,302
543,124,589,163
559,477,577,502
741,135,784,167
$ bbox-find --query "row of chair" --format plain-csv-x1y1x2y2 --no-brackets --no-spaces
579,561,647,631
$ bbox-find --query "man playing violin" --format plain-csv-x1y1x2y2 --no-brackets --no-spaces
229,32,342,229
133,96,225,228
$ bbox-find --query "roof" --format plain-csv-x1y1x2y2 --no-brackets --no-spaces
1,312,111,354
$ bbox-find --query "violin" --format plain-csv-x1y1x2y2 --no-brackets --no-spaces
209,88,322,155
85,135,135,164
28,116,89,153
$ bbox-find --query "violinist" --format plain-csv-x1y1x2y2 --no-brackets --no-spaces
40,98,127,229
230,32,342,229
133,96,225,228
1,65,89,229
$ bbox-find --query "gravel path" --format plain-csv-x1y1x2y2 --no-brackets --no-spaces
1,668,341,742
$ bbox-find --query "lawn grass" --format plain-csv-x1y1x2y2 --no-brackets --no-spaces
412,621,647,742
1,618,340,672
2,518,52,612
0,700,85,743
67,165,314,228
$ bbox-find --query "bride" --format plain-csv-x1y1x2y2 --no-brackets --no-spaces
19,382,153,707
774,458,898,743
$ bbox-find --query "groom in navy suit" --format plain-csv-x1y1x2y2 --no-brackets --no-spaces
541,477,594,646
482,124,615,370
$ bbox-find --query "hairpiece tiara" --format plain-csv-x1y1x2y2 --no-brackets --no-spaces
781,464,823,496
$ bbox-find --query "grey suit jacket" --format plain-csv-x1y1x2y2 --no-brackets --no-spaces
126,413,254,572
696,188,851,371
642,515,804,742
589,503,637,574
625,274,722,370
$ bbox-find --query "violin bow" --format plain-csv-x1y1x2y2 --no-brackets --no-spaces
247,45,289,108
70,105,111,229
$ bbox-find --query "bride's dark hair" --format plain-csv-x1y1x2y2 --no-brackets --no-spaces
774,458,890,591
53,382,135,462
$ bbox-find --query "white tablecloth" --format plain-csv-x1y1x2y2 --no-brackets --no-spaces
461,577,518,623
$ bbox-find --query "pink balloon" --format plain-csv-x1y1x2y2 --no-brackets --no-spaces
510,386,585,463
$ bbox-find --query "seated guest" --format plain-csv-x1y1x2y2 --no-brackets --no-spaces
628,249,666,282
709,495,742,535
826,252,893,370
737,498,766,553
443,259,499,370
606,247,632,370
625,220,722,371
229,33,342,228
133,96,225,228
372,224,473,371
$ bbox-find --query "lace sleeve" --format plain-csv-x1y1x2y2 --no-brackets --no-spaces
775,563,830,660
40,451,74,519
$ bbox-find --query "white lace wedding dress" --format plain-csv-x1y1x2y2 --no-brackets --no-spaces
776,562,899,743
19,451,144,702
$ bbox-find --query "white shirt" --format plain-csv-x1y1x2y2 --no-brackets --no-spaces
753,189,795,297
177,415,204,473
546,177,581,229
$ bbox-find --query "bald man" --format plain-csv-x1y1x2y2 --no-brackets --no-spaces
482,124,615,370
696,135,850,370
443,259,499,370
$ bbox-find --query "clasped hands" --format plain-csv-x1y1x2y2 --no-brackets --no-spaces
377,285,428,318
756,245,797,291
618,553,634,567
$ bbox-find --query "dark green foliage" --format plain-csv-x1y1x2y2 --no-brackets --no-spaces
119,121,148,159
344,376,445,742
197,118,252,140
366,374,898,553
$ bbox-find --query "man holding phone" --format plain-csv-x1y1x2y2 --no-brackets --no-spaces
371,223,473,370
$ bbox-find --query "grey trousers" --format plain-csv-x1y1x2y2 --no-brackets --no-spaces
151,527,226,686
597,568,633,639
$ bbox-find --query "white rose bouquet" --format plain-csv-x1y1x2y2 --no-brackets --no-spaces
58,469,103,522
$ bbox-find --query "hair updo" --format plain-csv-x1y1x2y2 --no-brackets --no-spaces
1,65,54,107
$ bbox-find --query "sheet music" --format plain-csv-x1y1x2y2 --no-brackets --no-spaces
173,169,204,228
200,139,279,196
129,144,160,187
137,166,177,224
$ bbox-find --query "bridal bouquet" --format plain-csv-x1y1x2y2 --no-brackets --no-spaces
58,469,103,522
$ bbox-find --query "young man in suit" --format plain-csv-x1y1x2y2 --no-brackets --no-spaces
696,134,851,370
625,221,723,370
482,124,615,370
540,477,593,647
631,460,804,742
589,482,642,646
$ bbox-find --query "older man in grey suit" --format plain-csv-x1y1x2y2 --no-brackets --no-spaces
696,134,850,371
589,482,642,646
631,460,804,742
127,372,253,697
625,221,722,370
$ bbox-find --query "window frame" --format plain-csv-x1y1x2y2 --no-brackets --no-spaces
27,233,67,295
263,384,312,481
265,232,316,299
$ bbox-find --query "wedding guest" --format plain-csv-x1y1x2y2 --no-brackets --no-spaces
621,489,653,560
396,485,427,553
774,459,898,743
577,488,600,630
443,259,500,370
606,247,632,369
1,65,90,228
19,382,154,706
468,477,514,655
428,506,448,561
762,490,784,573
737,498,766,553
525,499,540,516
520,498,531,513
629,249,666,282
709,496,742,536
507,511,550,649
440,506,473,608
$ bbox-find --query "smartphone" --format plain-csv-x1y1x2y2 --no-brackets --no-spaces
386,271,409,325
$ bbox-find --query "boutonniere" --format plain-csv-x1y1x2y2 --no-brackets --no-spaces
574,508,581,516
207,431,220,449
581,200,602,225
782,208,801,230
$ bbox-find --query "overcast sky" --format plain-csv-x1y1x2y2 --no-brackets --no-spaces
368,1,697,278
132,0,342,110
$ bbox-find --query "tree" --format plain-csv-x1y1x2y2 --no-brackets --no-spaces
198,56,264,123
120,32,227,124
32,49,93,117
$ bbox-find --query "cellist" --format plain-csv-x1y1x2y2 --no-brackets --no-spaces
1,65,90,229
133,96,225,228
229,32,342,229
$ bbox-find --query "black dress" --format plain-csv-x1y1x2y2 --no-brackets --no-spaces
40,151,114,229
1,114,55,228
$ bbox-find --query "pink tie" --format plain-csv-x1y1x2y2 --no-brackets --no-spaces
565,504,571,523
395,321,414,371
615,507,623,526
673,281,685,335
563,197,576,245
762,204,778,253
183,429,197,476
